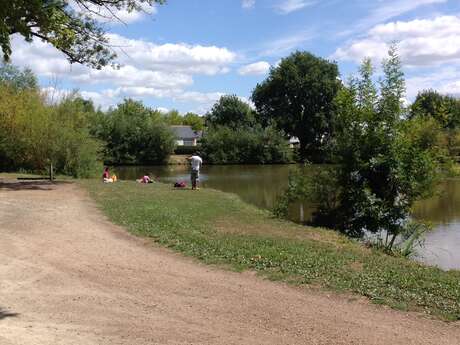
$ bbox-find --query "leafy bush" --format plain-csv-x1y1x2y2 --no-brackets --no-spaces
97,99,176,164
0,85,102,177
200,125,292,164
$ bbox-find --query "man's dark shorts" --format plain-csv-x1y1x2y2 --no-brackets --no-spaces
191,170,199,183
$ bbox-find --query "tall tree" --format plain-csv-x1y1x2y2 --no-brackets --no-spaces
206,95,255,130
326,47,437,249
0,0,164,69
183,112,204,131
378,44,406,122
252,51,340,162
356,58,377,112
410,90,460,130
163,110,183,126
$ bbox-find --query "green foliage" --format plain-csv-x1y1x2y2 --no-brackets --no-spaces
162,110,205,131
0,63,38,89
274,166,339,219
200,125,292,164
378,45,406,120
276,46,440,254
410,90,460,130
0,85,101,177
50,96,103,177
400,116,453,171
328,47,439,249
0,1,164,69
98,99,176,164
83,179,460,321
206,95,255,129
409,90,460,162
183,112,205,131
252,51,341,162
162,109,183,125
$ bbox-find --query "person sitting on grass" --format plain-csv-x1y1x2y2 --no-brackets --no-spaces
187,152,203,190
102,167,113,183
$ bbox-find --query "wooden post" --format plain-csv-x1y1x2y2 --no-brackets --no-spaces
50,162,54,181
299,203,304,223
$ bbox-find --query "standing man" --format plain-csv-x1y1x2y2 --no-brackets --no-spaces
188,152,203,190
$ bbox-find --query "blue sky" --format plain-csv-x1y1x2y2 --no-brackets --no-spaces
10,0,460,113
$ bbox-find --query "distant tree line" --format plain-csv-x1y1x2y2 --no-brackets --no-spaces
0,64,195,174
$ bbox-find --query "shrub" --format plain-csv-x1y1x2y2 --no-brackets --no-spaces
0,85,102,177
200,125,292,164
98,99,176,164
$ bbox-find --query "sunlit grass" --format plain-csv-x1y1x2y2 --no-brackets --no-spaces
81,179,460,321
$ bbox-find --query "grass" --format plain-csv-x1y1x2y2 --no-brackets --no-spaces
0,172,73,180
81,179,460,321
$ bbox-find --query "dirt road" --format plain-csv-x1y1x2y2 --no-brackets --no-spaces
0,180,459,345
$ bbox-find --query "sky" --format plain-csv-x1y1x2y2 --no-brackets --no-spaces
9,0,460,113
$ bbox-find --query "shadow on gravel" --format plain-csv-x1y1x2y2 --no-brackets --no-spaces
0,308,19,320
0,181,72,191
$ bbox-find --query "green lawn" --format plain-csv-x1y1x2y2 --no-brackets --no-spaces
81,179,460,321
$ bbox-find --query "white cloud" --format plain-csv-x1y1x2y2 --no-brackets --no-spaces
439,81,460,97
10,35,87,77
72,65,192,89
108,34,236,75
333,16,460,67
405,67,460,99
68,86,226,110
10,33,237,109
242,0,256,9
275,0,316,14
238,61,270,75
174,91,224,104
10,32,236,81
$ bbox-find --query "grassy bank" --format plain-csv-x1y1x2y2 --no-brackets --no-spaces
81,179,460,321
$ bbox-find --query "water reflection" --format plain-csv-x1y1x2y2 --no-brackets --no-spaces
413,179,460,224
412,179,460,270
117,164,292,210
117,165,460,270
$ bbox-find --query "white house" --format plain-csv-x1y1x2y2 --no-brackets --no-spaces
170,125,202,146
289,136,300,148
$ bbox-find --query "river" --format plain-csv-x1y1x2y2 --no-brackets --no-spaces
116,164,460,271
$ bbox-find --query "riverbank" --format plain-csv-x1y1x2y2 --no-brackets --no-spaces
3,179,460,344
82,179,460,321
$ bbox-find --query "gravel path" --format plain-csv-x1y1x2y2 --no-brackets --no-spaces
0,180,459,345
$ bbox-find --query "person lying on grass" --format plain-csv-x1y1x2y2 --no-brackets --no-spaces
137,175,153,184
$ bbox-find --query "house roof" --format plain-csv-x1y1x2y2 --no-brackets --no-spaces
170,125,202,140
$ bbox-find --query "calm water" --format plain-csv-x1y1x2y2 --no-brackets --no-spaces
117,165,460,271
